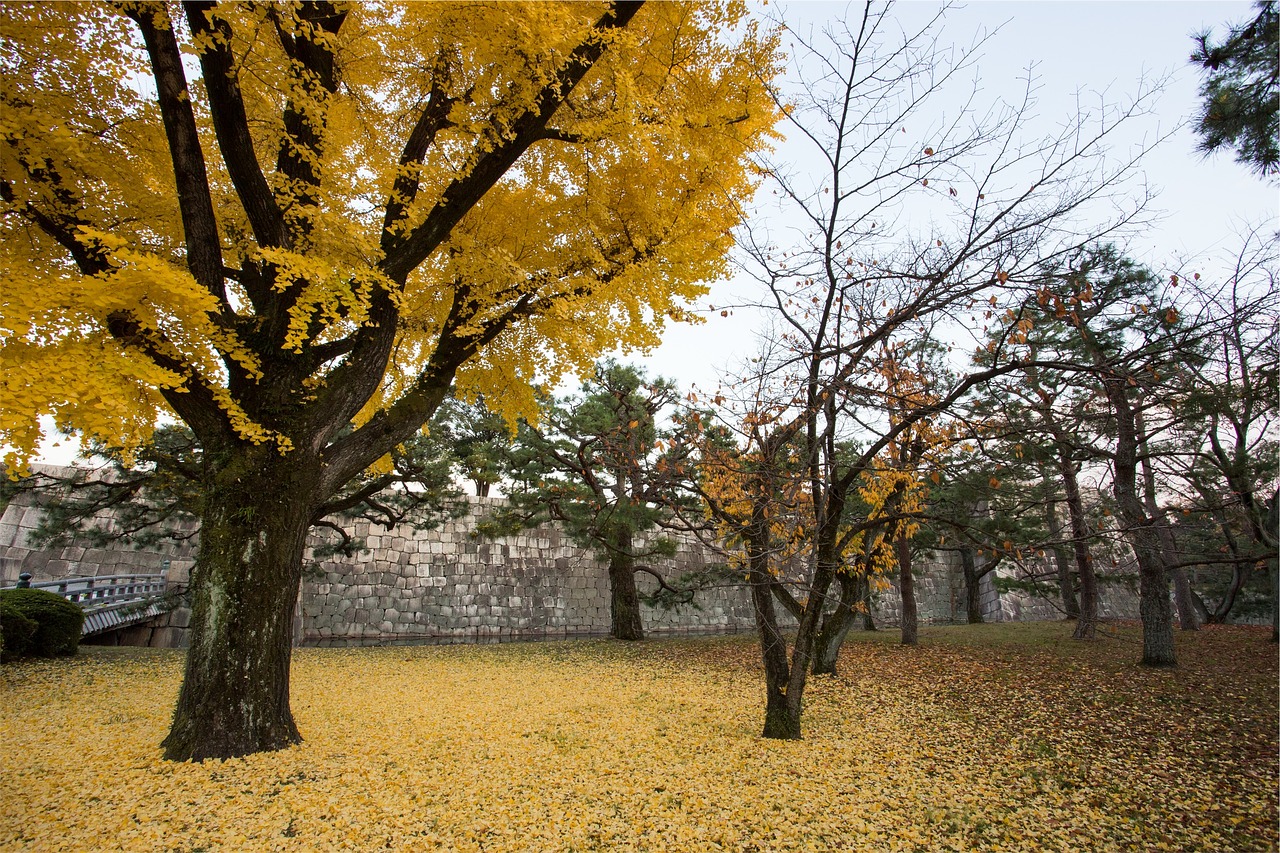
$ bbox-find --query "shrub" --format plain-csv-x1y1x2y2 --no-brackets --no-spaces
1,601,39,662
0,588,84,658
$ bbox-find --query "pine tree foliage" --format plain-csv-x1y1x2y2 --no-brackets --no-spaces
1191,1,1279,178
481,361,707,638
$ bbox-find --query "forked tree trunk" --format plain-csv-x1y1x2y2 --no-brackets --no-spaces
812,572,858,675
607,526,644,641
898,536,918,646
162,451,317,761
1101,375,1175,667
747,526,799,739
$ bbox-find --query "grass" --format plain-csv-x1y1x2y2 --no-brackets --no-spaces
1,621,1275,852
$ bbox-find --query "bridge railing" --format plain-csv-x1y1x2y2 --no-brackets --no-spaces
12,574,168,611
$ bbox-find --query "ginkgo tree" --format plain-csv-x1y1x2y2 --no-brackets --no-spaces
0,1,779,760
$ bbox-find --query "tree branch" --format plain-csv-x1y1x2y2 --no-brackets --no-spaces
128,3,227,306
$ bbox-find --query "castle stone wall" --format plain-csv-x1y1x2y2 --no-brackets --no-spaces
0,467,1142,648
301,498,760,644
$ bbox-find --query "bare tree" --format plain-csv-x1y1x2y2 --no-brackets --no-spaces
696,1,1164,738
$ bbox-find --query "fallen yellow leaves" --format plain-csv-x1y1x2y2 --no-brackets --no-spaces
1,624,1275,852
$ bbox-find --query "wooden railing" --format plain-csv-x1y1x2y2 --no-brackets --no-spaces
21,574,168,609
6,574,171,635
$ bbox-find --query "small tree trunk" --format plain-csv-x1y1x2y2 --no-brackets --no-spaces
1270,559,1278,643
898,536,918,646
747,526,798,739
162,451,314,761
1137,433,1197,632
857,572,877,630
1160,522,1198,632
607,526,644,641
812,573,858,675
1207,510,1247,623
1190,590,1212,625
1043,492,1080,619
1170,565,1199,631
1058,451,1098,639
960,548,984,624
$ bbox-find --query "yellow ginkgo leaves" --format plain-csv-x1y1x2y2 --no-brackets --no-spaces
0,624,1275,852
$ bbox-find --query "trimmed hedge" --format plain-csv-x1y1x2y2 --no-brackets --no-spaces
0,601,38,662
0,588,84,659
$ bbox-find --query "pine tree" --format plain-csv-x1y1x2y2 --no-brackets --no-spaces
1191,1,1279,178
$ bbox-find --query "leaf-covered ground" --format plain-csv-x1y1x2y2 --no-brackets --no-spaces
1,623,1275,852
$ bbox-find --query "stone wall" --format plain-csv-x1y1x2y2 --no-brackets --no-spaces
0,466,1142,648
0,465,198,648
301,497,761,644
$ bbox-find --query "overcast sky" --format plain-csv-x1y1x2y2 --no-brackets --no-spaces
632,0,1277,397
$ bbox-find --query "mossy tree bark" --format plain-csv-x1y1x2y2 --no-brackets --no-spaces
161,448,318,761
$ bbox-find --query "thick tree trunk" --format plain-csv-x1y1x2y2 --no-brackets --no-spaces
812,573,858,675
607,526,644,641
162,451,316,761
1137,537,1177,666
1058,452,1098,639
960,548,984,624
898,536,918,646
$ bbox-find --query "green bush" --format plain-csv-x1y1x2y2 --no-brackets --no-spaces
0,588,84,658
1,601,39,662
